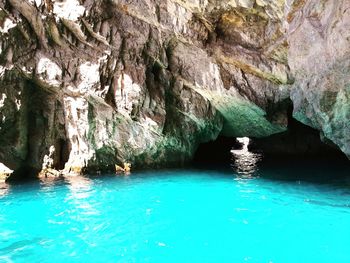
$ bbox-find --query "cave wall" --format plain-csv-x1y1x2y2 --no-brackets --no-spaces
249,116,347,160
0,0,348,176
288,0,350,158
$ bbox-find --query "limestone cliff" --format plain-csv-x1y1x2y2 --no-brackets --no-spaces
0,0,348,178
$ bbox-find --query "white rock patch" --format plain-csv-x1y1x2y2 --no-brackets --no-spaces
37,57,62,87
0,94,7,108
0,66,4,78
77,56,107,93
0,163,12,172
53,0,85,21
115,73,141,115
0,162,13,182
21,66,32,74
63,97,93,170
0,18,17,34
0,65,14,78
15,98,21,110
28,0,42,7
42,145,55,170
78,62,100,92
167,2,191,34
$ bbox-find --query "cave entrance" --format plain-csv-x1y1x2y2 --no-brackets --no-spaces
192,118,349,177
193,136,262,177
193,136,251,165
248,118,348,162
193,136,240,165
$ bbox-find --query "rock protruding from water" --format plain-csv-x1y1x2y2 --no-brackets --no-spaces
0,163,13,182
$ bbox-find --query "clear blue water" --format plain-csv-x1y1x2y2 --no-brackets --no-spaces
0,161,350,263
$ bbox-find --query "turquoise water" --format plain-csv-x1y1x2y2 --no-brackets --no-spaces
1,162,350,262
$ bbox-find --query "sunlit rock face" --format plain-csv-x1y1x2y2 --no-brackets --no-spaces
0,0,348,177
0,162,13,182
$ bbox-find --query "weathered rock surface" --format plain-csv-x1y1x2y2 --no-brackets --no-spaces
0,0,348,178
287,0,350,157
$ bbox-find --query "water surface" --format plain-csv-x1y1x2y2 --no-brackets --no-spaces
0,161,350,262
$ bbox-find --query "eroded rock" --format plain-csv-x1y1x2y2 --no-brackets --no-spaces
287,0,350,157
0,0,348,177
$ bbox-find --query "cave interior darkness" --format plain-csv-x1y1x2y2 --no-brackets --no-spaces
193,117,349,168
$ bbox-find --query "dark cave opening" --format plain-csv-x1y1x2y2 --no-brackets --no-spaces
193,136,240,165
57,138,70,170
249,118,348,162
193,119,349,168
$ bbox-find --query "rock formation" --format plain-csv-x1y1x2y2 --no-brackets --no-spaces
287,0,350,158
0,0,348,178
0,162,12,182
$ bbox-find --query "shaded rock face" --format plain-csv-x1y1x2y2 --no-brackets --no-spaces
0,0,347,176
249,113,348,160
287,0,350,157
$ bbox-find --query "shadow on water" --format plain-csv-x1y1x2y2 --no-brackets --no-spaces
253,149,350,185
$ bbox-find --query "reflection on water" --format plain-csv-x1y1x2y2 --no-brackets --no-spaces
39,176,62,192
0,182,10,197
231,137,262,178
64,175,93,192
64,175,94,202
64,175,100,217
